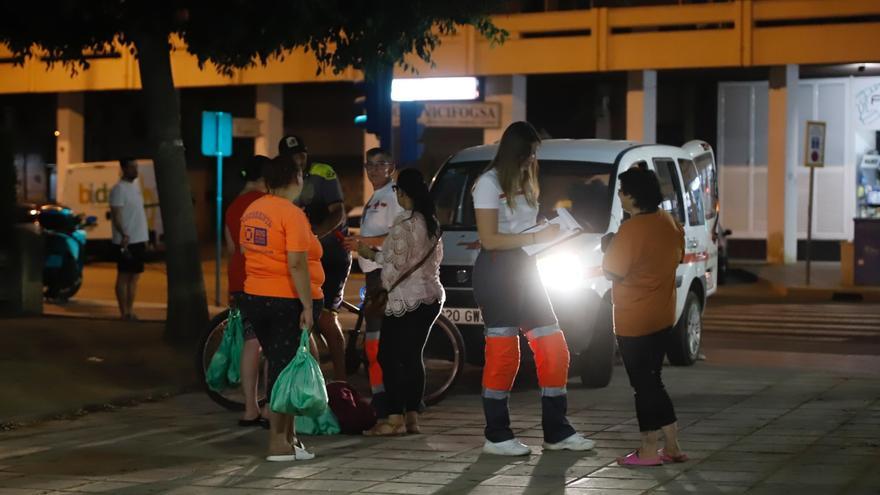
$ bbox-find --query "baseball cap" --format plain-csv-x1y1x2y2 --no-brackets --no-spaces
278,135,308,156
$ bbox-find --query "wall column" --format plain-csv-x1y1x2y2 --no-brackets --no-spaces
255,84,283,157
626,70,657,143
767,65,799,264
483,75,526,144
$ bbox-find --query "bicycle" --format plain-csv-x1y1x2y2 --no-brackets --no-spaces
196,292,465,411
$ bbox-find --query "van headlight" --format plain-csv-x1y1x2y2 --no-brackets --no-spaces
536,251,584,292
535,244,604,293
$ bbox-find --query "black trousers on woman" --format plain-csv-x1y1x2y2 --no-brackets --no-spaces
377,302,442,415
616,327,677,432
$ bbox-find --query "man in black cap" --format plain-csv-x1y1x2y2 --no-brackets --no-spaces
278,135,350,382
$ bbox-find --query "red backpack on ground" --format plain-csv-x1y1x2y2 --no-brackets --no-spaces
327,382,377,434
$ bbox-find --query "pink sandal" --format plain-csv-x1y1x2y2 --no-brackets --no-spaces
616,450,663,466
658,449,689,463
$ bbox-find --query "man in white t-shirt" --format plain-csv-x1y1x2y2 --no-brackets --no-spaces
109,158,149,320
343,147,403,419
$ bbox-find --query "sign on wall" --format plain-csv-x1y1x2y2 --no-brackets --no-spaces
391,102,502,128
804,120,826,167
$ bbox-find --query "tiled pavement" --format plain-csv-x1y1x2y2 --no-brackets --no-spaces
0,364,878,494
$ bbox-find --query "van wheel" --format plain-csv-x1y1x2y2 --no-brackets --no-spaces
668,291,701,366
577,300,614,388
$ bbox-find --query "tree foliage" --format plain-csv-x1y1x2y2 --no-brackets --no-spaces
0,1,506,76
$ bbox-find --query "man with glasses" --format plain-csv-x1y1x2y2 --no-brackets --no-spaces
278,135,350,382
344,147,403,423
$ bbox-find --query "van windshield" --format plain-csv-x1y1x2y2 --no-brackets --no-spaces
431,160,616,233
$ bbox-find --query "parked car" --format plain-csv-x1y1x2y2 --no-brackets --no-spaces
430,139,720,388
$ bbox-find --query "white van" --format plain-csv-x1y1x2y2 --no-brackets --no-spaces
56,160,163,246
430,139,719,388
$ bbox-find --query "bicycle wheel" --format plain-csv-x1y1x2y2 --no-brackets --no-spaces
422,314,465,406
196,310,267,411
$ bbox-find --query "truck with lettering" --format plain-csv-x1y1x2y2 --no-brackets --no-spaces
56,160,163,247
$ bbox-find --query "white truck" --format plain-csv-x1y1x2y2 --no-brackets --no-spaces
56,160,163,246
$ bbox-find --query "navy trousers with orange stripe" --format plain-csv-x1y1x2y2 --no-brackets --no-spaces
364,270,387,418
474,249,577,444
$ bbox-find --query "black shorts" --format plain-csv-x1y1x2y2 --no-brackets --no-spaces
472,249,558,331
320,235,352,312
115,242,146,274
237,293,324,403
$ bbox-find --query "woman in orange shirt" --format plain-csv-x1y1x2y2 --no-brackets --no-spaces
238,156,325,462
603,167,687,467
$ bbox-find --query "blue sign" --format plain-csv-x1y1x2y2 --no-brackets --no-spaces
201,111,232,157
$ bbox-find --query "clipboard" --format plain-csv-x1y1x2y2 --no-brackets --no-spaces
521,208,583,256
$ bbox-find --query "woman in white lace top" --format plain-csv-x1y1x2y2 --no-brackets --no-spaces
357,168,445,435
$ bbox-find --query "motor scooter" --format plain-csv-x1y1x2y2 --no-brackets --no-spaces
32,205,97,301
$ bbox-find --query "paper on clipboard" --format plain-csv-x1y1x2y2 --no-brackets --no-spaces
521,208,582,256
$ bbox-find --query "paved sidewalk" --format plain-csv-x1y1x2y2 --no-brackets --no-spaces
0,364,877,494
727,261,880,302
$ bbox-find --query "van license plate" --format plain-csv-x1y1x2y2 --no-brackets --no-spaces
442,307,484,325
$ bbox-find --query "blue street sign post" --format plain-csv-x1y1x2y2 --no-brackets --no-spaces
201,111,233,306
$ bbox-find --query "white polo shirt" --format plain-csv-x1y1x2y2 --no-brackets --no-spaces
108,179,149,245
472,168,538,234
359,181,404,273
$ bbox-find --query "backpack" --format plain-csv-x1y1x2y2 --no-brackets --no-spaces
327,382,376,434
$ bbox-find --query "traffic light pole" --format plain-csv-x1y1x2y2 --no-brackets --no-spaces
399,102,425,168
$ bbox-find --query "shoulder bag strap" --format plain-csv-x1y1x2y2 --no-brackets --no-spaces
386,237,440,293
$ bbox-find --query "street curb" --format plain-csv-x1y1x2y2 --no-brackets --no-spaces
763,279,880,302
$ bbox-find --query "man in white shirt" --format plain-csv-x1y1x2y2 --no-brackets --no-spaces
344,147,403,419
109,158,149,320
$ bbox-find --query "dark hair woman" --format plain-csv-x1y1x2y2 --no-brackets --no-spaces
357,168,445,436
238,156,325,461
603,167,687,466
471,121,595,456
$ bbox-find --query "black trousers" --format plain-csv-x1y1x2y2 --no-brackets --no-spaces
616,327,677,432
377,302,442,415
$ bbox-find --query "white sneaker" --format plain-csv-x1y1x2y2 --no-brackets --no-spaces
266,441,315,462
543,433,595,451
482,438,532,456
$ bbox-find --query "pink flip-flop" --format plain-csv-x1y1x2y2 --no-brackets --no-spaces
616,450,663,466
658,449,689,463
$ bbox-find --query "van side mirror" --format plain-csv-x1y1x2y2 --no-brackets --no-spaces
723,229,732,236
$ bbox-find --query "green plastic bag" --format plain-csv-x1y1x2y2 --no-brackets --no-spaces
270,329,329,417
205,309,244,391
295,406,341,435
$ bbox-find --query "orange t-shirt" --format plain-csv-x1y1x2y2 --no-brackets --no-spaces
240,195,324,299
602,210,684,337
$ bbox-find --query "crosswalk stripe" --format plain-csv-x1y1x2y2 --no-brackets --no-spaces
702,303,880,339
704,319,879,331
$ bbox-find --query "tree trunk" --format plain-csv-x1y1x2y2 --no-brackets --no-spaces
133,31,209,346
